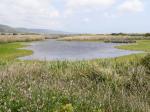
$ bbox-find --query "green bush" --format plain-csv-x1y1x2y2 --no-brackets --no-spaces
13,33,18,35
145,33,150,37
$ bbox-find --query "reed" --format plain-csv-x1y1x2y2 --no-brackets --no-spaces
0,55,150,112
0,35,45,43
58,35,150,41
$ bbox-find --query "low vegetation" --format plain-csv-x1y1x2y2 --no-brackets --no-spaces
45,34,70,39
0,55,150,112
0,42,32,60
104,39,136,43
116,40,150,52
145,33,150,37
58,35,150,42
0,35,45,43
58,35,125,41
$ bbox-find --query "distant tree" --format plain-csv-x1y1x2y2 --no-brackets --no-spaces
145,33,150,37
129,33,143,36
1,33,5,35
13,33,18,35
111,33,127,36
111,33,117,35
118,33,127,36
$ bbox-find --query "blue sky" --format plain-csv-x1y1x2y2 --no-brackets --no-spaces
0,0,149,33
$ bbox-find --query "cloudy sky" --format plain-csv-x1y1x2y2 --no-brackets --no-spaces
0,0,149,33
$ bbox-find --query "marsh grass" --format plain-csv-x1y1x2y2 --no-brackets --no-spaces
0,35,45,43
58,35,150,42
0,56,150,112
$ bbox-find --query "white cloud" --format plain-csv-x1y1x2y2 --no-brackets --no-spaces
0,0,61,28
65,0,115,12
118,0,144,13
62,0,116,19
104,12,117,18
49,10,60,18
63,9,74,18
83,18,90,22
0,0,147,31
67,0,115,8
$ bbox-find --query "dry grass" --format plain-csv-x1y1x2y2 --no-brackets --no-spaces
58,35,149,41
0,35,45,43
45,34,69,39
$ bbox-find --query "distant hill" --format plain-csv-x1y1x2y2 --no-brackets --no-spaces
0,24,17,33
0,24,68,34
16,28,67,34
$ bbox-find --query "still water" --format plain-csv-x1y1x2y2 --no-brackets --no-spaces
19,39,141,61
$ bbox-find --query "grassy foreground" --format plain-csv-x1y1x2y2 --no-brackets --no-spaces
0,57,150,112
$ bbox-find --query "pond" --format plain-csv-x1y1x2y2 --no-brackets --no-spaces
19,39,142,61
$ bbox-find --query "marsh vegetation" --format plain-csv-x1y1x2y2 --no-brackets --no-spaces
0,55,150,112
0,34,150,112
58,34,150,42
0,35,45,43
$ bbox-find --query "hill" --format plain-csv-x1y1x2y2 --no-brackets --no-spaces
16,28,67,34
0,24,67,34
0,24,17,33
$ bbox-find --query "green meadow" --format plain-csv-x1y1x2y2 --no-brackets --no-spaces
0,38,150,112
117,40,150,52
0,42,32,60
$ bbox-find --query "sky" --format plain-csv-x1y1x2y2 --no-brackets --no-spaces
0,0,150,33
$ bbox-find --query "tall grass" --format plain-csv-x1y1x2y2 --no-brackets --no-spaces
59,35,150,41
0,56,150,112
0,35,45,43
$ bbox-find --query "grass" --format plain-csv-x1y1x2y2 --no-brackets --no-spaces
0,39,150,112
0,42,32,60
0,57,150,112
116,40,150,52
0,35,45,43
58,35,150,42
0,34,45,61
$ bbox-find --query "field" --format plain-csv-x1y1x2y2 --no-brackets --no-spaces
0,35,150,112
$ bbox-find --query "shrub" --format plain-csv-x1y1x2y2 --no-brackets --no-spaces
111,33,127,36
13,33,18,35
145,33,150,37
